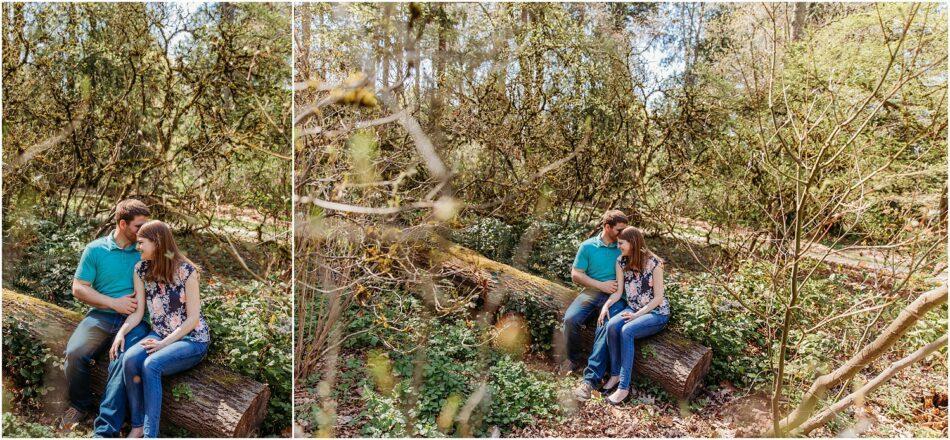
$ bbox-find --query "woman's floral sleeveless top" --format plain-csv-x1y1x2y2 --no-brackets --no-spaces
618,254,670,316
136,260,211,343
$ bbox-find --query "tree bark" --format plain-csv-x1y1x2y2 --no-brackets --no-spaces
2,289,270,438
427,244,713,400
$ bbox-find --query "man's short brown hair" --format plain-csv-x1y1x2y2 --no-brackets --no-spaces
114,199,150,224
601,209,629,227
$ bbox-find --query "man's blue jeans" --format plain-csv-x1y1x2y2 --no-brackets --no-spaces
580,300,628,386
607,310,669,390
63,309,149,437
123,332,208,438
562,289,612,367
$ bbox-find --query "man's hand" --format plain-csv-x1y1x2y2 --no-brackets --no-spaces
598,280,617,294
110,294,137,315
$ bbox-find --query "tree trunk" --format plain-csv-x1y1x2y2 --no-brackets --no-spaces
298,3,311,81
578,328,712,399
380,4,393,89
791,2,808,41
427,244,713,400
435,5,448,91
2,289,270,438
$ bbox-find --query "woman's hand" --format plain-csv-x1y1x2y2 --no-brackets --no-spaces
597,307,610,326
140,338,167,354
621,311,639,322
109,335,125,361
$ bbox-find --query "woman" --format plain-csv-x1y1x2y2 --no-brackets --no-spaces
601,227,670,405
108,220,210,438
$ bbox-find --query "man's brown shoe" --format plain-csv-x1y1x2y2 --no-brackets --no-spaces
573,381,595,401
59,406,88,430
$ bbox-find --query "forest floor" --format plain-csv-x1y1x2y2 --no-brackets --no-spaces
508,354,946,438
299,345,946,438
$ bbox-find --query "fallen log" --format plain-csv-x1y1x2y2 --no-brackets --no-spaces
2,289,270,437
428,244,712,400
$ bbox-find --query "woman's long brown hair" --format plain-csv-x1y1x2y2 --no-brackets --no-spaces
138,220,198,285
619,227,654,273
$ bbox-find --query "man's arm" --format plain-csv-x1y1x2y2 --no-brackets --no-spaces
571,243,616,293
72,279,136,314
72,244,136,314
571,267,615,294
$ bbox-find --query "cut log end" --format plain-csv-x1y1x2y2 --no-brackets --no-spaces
234,382,272,437
685,347,713,398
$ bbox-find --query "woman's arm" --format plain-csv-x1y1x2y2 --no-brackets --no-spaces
598,261,626,325
626,261,665,321
110,269,147,359
118,271,147,335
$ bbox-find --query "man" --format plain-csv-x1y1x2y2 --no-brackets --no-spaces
61,199,151,437
559,209,628,375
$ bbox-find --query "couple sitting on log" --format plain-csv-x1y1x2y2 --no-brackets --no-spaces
61,199,210,438
561,209,670,405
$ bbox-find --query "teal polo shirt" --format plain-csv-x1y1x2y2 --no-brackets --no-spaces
74,234,141,313
572,234,622,282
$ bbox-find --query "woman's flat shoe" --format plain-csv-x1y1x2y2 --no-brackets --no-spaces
599,377,621,394
606,391,632,406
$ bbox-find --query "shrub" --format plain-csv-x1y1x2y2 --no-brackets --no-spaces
483,354,564,429
2,412,58,438
453,215,590,285
5,216,97,309
342,290,430,354
526,220,590,285
1,318,56,412
342,305,383,349
352,318,564,437
360,386,410,437
665,274,770,387
202,278,292,436
497,292,561,354
414,321,481,419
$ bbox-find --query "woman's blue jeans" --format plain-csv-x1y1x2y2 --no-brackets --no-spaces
606,310,669,390
123,332,208,438
581,300,628,386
